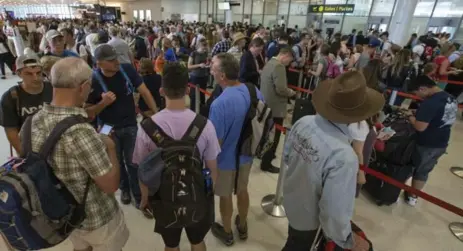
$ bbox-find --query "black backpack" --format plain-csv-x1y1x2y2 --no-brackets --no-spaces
140,115,208,228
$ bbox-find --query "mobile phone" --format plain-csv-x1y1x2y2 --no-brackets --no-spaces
99,124,113,135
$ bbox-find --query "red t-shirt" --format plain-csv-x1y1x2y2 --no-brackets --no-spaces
433,55,449,81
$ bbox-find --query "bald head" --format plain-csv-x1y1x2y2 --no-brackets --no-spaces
51,57,92,89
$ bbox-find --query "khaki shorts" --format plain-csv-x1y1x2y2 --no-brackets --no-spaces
214,163,252,196
69,209,129,251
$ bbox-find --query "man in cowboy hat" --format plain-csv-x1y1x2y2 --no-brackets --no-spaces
227,32,247,62
282,71,385,251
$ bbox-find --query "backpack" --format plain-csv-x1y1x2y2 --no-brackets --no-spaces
77,42,94,68
326,57,341,79
138,115,209,228
239,83,274,158
0,115,90,250
313,222,373,251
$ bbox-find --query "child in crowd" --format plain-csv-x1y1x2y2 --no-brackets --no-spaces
138,58,163,117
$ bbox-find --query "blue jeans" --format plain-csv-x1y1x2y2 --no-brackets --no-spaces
113,125,141,203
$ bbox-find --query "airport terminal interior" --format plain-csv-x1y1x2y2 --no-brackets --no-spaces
1,0,463,250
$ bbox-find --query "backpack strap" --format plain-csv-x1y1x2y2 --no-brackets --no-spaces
181,115,207,143
20,115,33,157
119,66,135,94
39,115,88,158
141,117,174,148
10,85,20,118
245,83,258,115
92,70,109,93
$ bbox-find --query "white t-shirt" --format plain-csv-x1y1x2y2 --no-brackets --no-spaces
348,120,369,142
382,40,391,52
412,44,425,63
85,33,99,57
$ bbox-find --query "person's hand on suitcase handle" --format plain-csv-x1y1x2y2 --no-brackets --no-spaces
352,233,371,251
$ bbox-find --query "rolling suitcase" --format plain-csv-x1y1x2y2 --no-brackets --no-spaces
291,75,317,125
363,111,415,206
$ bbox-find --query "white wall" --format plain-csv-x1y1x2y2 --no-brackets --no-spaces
161,0,200,21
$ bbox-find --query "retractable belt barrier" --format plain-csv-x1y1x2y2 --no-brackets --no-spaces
187,81,463,219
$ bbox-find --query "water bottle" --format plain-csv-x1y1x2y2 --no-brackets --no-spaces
202,168,212,196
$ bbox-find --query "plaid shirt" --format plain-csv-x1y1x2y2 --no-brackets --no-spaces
23,104,119,231
211,39,232,57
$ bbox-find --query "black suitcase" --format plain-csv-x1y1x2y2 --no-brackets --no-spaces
291,76,317,125
291,98,316,124
363,161,413,206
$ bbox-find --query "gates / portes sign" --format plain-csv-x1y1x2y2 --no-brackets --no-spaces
309,4,355,13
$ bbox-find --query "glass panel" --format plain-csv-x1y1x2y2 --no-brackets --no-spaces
146,10,152,21
263,15,278,28
244,0,252,14
370,0,395,16
139,10,145,20
342,16,368,34
414,0,436,17
454,17,463,42
409,17,431,35
252,15,263,25
264,0,278,15
253,0,264,15
133,10,138,20
201,0,208,14
433,0,463,18
278,0,289,15
346,0,373,17
289,0,308,16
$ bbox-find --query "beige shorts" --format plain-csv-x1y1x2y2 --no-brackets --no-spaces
214,163,252,197
69,209,129,251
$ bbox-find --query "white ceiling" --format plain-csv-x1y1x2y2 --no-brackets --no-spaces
0,0,134,6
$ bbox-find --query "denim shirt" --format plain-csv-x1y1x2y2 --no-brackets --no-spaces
283,115,357,249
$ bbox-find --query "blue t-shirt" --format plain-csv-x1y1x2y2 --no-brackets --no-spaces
88,63,143,128
209,83,264,170
140,73,163,111
415,91,457,148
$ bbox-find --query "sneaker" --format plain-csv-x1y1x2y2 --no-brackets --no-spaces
137,204,154,219
261,163,280,174
211,222,234,246
235,215,248,240
1,76,5,80
120,191,131,205
405,193,418,207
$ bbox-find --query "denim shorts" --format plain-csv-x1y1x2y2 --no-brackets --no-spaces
411,145,446,181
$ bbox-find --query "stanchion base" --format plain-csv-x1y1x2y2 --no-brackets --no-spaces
450,166,463,179
449,222,463,242
261,194,286,218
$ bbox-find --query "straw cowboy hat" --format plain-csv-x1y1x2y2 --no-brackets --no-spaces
232,32,247,46
312,71,385,124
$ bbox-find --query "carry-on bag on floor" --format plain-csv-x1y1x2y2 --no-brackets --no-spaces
291,75,317,125
312,222,374,251
363,110,415,206
363,161,413,206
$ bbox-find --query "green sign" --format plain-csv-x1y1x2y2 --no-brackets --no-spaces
309,4,355,13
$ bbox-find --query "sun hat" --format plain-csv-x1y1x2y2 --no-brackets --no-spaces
312,71,385,124
232,32,248,46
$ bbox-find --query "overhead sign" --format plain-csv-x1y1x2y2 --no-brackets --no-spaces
309,4,355,13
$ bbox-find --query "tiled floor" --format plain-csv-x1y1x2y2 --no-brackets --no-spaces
0,72,462,251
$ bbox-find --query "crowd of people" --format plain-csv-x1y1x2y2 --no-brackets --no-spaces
0,16,462,251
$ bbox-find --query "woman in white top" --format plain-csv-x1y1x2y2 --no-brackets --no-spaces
329,42,344,74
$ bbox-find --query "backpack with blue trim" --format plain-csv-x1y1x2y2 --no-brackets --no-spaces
0,115,90,250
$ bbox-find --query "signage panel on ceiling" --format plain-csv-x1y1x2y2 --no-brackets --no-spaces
309,4,355,14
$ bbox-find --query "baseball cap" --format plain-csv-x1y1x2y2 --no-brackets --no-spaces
45,29,63,42
94,44,118,61
16,54,41,71
369,37,381,48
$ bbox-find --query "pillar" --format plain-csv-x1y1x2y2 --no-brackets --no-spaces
388,0,419,46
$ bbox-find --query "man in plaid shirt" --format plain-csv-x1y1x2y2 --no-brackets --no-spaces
23,57,129,251
211,30,231,57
